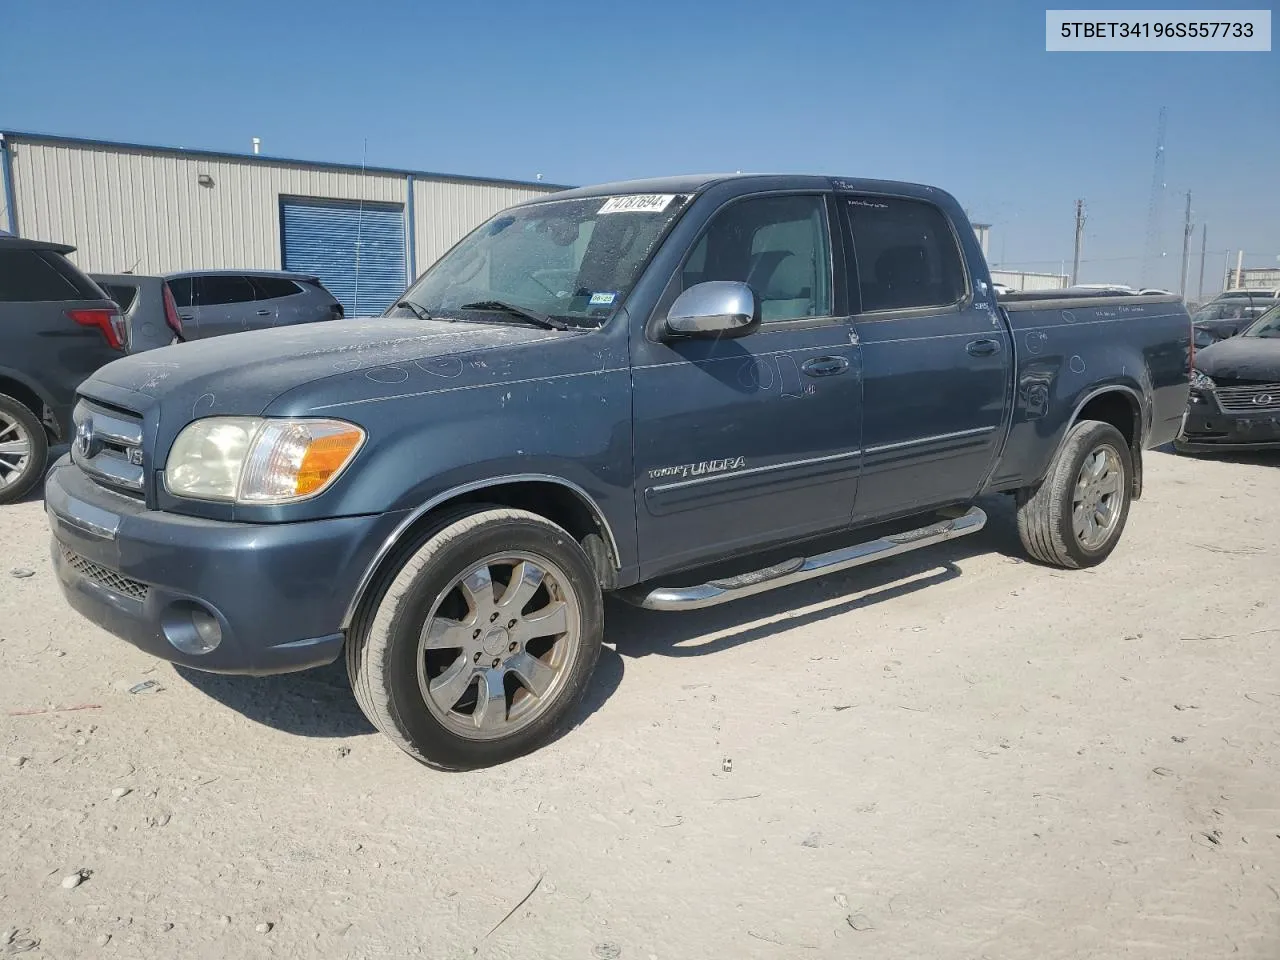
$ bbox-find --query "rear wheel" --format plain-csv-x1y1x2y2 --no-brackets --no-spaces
346,507,604,770
0,394,48,506
1016,419,1132,569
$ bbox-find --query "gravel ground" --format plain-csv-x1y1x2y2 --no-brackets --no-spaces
1,447,1278,959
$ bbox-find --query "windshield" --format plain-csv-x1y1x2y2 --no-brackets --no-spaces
1243,303,1280,338
394,194,689,326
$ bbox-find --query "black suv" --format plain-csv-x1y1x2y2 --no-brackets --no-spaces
0,235,124,504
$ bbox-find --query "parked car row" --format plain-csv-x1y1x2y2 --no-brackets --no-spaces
1191,288,1280,345
1178,300,1280,453
0,232,346,503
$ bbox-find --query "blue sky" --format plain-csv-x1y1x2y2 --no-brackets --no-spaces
4,0,1277,292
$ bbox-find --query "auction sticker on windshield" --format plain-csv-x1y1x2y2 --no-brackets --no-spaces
598,194,675,214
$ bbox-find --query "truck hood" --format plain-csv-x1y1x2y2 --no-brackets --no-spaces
86,316,568,418
1196,336,1280,382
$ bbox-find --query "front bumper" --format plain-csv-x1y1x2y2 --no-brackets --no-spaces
45,457,404,675
1176,402,1280,453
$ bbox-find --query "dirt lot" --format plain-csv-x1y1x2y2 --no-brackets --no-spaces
2,447,1278,960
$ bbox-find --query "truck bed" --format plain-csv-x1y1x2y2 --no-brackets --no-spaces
982,292,1190,494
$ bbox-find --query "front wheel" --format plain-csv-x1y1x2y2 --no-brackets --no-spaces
346,507,604,770
1016,419,1133,569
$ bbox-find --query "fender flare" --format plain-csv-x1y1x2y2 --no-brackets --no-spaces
340,473,622,630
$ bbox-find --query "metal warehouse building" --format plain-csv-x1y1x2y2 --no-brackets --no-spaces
0,131,562,315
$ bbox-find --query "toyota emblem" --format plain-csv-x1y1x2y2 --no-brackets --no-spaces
74,417,97,459
1253,393,1273,406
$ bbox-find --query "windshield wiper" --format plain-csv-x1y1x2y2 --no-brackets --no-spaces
394,300,436,322
459,300,569,331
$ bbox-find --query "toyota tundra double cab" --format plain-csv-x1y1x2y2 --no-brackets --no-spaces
46,175,1191,769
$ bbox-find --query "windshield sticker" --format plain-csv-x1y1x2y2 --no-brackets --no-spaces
598,194,675,215
589,292,617,306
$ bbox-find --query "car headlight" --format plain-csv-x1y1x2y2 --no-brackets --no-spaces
165,417,365,503
1190,370,1215,391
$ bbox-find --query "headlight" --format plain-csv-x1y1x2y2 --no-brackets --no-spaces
165,417,365,503
1190,370,1215,391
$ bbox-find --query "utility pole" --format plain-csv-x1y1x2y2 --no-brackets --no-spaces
1178,191,1193,298
1196,224,1207,301
1071,199,1085,285
1234,249,1245,289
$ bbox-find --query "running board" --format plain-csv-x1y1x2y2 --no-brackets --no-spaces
631,506,987,612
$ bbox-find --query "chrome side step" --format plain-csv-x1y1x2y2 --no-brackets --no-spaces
632,506,987,611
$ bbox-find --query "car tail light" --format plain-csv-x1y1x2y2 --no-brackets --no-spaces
69,308,126,350
162,283,185,339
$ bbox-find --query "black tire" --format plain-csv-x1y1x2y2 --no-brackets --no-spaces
346,507,604,770
0,393,49,506
1016,419,1133,569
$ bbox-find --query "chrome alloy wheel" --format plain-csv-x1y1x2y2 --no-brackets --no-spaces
416,552,581,740
0,411,32,490
1072,445,1123,549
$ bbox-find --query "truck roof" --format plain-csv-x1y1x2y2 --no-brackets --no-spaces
544,173,940,202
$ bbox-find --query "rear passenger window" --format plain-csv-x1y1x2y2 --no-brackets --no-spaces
250,277,301,300
190,275,257,306
682,194,832,322
0,250,82,302
844,197,966,313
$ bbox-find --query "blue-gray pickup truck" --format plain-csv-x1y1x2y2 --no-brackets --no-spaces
45,175,1191,769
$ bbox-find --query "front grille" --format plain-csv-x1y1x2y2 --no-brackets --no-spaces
62,548,149,602
1215,382,1280,412
72,399,146,499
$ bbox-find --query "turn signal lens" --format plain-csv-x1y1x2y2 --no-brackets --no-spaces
237,420,366,502
297,427,366,496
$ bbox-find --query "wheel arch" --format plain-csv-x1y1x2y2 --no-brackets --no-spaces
341,474,621,631
0,368,60,440
1065,384,1146,500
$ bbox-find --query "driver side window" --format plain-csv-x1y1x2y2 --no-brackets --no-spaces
682,194,832,322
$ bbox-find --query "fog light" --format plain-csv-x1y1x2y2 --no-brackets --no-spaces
163,602,223,655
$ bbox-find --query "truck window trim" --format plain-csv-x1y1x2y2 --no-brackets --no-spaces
646,189,846,342
838,192,973,321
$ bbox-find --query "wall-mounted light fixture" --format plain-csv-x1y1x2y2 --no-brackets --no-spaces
197,173,215,188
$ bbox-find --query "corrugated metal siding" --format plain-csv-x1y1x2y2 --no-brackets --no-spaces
412,179,559,279
282,199,406,316
10,140,405,274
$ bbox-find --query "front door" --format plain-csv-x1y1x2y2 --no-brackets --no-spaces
838,193,1010,522
631,192,863,580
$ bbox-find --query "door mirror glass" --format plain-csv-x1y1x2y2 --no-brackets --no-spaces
664,281,760,339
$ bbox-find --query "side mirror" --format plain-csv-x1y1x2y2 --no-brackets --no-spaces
664,281,760,339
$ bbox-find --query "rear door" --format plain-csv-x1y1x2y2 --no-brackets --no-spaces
249,276,307,327
840,193,1010,522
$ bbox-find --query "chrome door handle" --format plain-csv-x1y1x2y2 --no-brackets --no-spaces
801,356,850,377
966,338,1001,357
255,309,272,316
